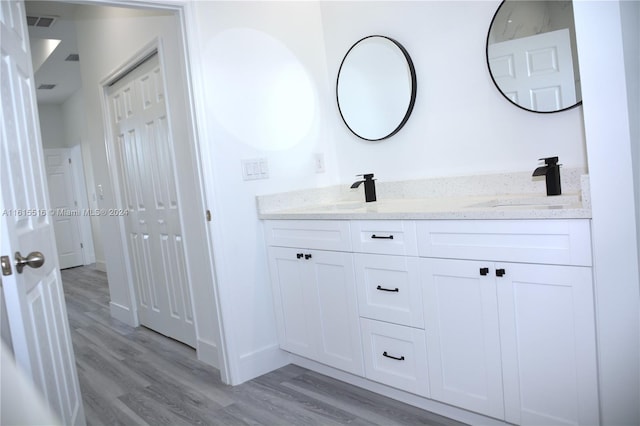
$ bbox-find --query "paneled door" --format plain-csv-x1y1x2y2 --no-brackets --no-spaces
44,148,84,269
105,53,196,347
0,0,85,424
422,258,505,419
488,28,577,111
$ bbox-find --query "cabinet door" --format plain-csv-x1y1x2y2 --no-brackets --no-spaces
267,247,315,358
422,258,505,419
497,263,599,426
310,250,364,375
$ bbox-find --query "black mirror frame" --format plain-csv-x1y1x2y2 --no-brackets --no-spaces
336,35,418,141
485,0,582,114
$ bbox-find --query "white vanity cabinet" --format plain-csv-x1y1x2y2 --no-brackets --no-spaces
264,217,599,425
264,220,364,376
419,220,599,425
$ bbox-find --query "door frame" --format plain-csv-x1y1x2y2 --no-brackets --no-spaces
75,0,231,383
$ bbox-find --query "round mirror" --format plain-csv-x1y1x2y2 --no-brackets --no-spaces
336,35,417,141
486,1,582,113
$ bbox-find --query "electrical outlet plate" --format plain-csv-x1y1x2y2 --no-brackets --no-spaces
242,158,269,180
314,153,325,173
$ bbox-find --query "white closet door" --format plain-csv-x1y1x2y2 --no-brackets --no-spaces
106,53,195,347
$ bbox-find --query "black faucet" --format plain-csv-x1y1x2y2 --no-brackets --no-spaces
532,156,562,196
351,173,377,202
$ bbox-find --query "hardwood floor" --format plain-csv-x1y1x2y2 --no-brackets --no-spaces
62,265,466,426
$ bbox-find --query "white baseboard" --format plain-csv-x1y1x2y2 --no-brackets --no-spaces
232,344,290,385
290,355,508,426
109,301,137,327
95,260,107,272
196,338,219,369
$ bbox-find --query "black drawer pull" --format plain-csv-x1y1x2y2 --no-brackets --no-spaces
479,267,489,276
496,268,506,277
376,285,399,292
296,253,303,259
371,234,394,240
382,351,405,361
304,254,312,260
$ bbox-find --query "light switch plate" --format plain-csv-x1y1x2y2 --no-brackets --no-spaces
242,158,269,181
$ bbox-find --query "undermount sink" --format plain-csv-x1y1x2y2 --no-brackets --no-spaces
468,195,580,209
310,200,365,211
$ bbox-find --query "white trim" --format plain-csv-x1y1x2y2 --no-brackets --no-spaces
180,0,235,385
95,260,107,272
196,338,219,369
109,301,138,327
234,344,291,386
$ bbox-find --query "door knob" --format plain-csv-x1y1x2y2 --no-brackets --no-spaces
15,251,45,274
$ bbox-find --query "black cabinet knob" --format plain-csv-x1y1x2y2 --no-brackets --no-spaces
480,267,489,276
496,268,506,277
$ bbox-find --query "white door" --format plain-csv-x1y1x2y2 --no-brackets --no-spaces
496,262,599,426
268,246,316,358
44,148,84,269
106,53,196,347
310,249,363,375
422,258,504,419
0,1,85,425
488,29,577,111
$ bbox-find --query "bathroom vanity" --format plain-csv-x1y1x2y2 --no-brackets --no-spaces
257,171,599,426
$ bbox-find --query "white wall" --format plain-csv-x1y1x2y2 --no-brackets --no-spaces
38,104,67,149
320,1,587,183
61,89,104,269
190,0,337,382
573,1,640,425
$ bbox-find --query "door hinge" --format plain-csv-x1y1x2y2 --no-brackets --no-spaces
80,243,84,249
206,210,211,222
68,158,72,164
1,255,12,276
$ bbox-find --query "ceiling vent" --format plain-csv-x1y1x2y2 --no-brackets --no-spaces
65,54,79,62
26,15,57,28
38,84,56,90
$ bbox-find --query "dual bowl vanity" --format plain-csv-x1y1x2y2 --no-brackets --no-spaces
257,170,598,425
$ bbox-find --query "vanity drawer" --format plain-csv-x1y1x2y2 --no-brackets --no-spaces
351,220,418,256
264,220,351,251
360,318,429,397
417,219,592,266
354,254,423,328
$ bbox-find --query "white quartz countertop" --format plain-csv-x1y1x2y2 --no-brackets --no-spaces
256,170,592,220
257,192,590,220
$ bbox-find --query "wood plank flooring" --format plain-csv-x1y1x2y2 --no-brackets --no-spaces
62,265,467,426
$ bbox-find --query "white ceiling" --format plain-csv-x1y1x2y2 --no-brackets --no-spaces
26,1,82,105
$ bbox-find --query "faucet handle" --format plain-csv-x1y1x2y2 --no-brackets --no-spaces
356,173,375,180
539,156,559,165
